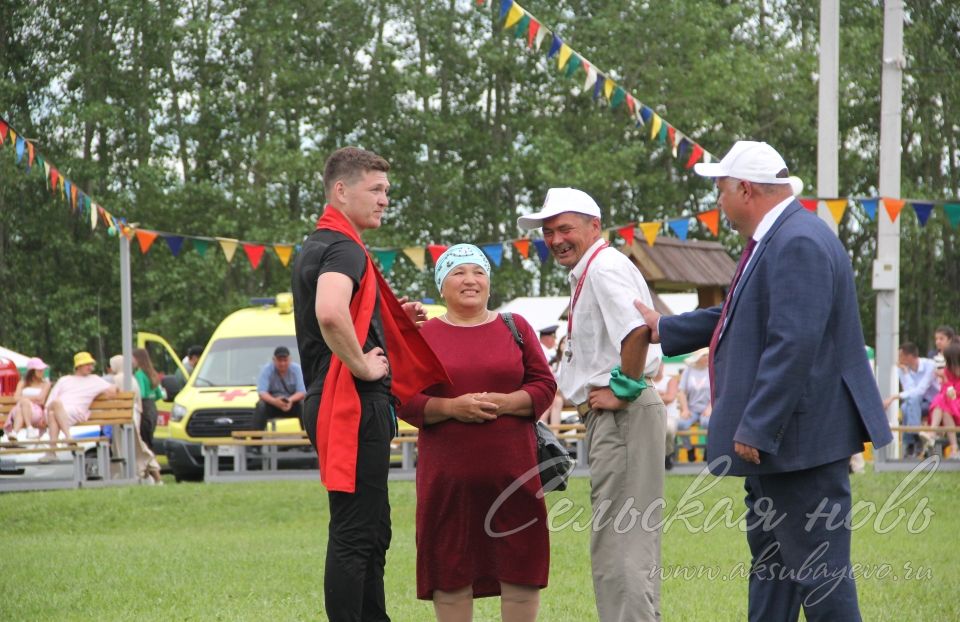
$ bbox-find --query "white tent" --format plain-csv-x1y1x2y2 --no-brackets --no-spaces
0,346,29,369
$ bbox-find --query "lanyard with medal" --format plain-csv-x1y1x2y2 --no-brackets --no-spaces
565,242,609,363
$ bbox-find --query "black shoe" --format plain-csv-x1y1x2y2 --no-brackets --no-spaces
665,454,674,470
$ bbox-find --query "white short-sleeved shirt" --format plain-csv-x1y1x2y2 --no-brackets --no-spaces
558,238,662,404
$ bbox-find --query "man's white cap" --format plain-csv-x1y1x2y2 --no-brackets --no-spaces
694,141,795,187
517,187,601,231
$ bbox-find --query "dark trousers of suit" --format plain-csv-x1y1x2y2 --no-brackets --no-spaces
744,458,861,622
304,393,393,622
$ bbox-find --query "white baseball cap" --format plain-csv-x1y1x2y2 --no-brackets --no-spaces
694,141,794,187
517,187,602,231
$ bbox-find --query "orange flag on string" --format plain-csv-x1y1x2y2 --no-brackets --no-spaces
135,230,159,254
512,239,531,259
882,197,906,223
273,244,294,267
697,209,720,236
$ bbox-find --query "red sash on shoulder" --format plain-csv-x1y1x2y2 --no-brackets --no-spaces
314,205,449,492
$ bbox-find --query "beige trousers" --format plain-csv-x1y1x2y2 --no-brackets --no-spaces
582,388,666,622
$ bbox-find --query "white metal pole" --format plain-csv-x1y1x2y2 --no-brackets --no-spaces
875,0,904,456
120,233,133,391
817,0,840,235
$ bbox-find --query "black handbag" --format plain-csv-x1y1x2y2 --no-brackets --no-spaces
501,313,576,492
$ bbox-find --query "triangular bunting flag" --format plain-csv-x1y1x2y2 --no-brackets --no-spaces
686,144,704,169
825,199,848,225
944,203,960,229
15,136,25,164
582,64,596,92
514,14,530,39
532,239,550,263
668,218,689,241
165,235,185,257
564,53,581,78
534,25,548,50
70,183,79,211
799,199,818,212
499,0,513,20
860,198,878,221
603,78,614,100
512,239,531,259
243,243,266,269
557,44,572,70
135,230,159,254
667,127,677,156
617,225,635,246
90,202,98,230
593,73,604,100
427,244,448,264
882,197,905,223
193,239,211,257
911,202,934,227
27,141,34,168
503,3,523,29
274,244,294,266
218,238,239,263
610,86,626,109
626,93,635,115
527,19,540,48
372,249,398,274
403,247,426,270
657,123,668,144
0,119,7,143
649,114,662,140
43,160,50,187
697,210,720,236
481,243,504,267
640,106,653,125
547,34,562,58
639,222,660,246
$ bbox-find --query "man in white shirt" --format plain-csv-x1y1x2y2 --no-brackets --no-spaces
883,342,940,456
518,187,665,622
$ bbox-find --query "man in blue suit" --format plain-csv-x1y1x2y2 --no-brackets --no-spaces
636,141,892,621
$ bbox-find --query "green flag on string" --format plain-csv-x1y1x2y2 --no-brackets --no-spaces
945,203,960,229
373,249,399,274
192,239,211,257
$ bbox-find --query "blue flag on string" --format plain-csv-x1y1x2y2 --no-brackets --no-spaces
15,136,25,164
499,0,512,19
640,106,653,124
165,235,185,257
481,243,503,267
533,239,550,263
860,198,878,221
547,35,562,58
668,218,689,241
594,74,604,100
912,202,934,227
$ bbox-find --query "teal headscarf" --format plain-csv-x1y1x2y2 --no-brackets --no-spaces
434,244,491,293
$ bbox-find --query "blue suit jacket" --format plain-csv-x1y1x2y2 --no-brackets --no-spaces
660,201,893,476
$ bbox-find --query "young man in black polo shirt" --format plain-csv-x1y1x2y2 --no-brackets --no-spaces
292,146,428,622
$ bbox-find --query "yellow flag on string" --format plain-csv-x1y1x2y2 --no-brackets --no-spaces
604,78,615,100
558,44,572,70
649,114,662,140
217,238,239,263
273,244,294,267
504,4,524,29
825,199,847,224
403,247,425,270
639,222,661,246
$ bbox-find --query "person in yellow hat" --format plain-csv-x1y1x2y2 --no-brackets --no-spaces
40,352,117,462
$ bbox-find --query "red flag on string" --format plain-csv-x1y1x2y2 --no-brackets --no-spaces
427,245,448,264
799,199,818,212
243,243,266,269
685,144,704,169
617,225,635,246
527,19,540,48
135,230,159,254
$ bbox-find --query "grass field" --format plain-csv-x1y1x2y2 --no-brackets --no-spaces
2,466,957,621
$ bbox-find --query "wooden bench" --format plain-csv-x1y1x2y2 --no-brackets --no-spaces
0,392,138,491
202,430,317,482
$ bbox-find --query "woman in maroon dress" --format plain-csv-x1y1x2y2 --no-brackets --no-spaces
399,244,557,622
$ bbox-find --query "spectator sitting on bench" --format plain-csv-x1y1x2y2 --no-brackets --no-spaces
41,352,117,462
676,348,711,462
4,357,51,442
253,346,306,431
883,342,940,458
929,340,960,460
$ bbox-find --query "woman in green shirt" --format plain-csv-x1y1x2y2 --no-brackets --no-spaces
133,348,164,452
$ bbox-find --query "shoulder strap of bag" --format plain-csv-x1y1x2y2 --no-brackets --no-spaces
500,312,523,348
